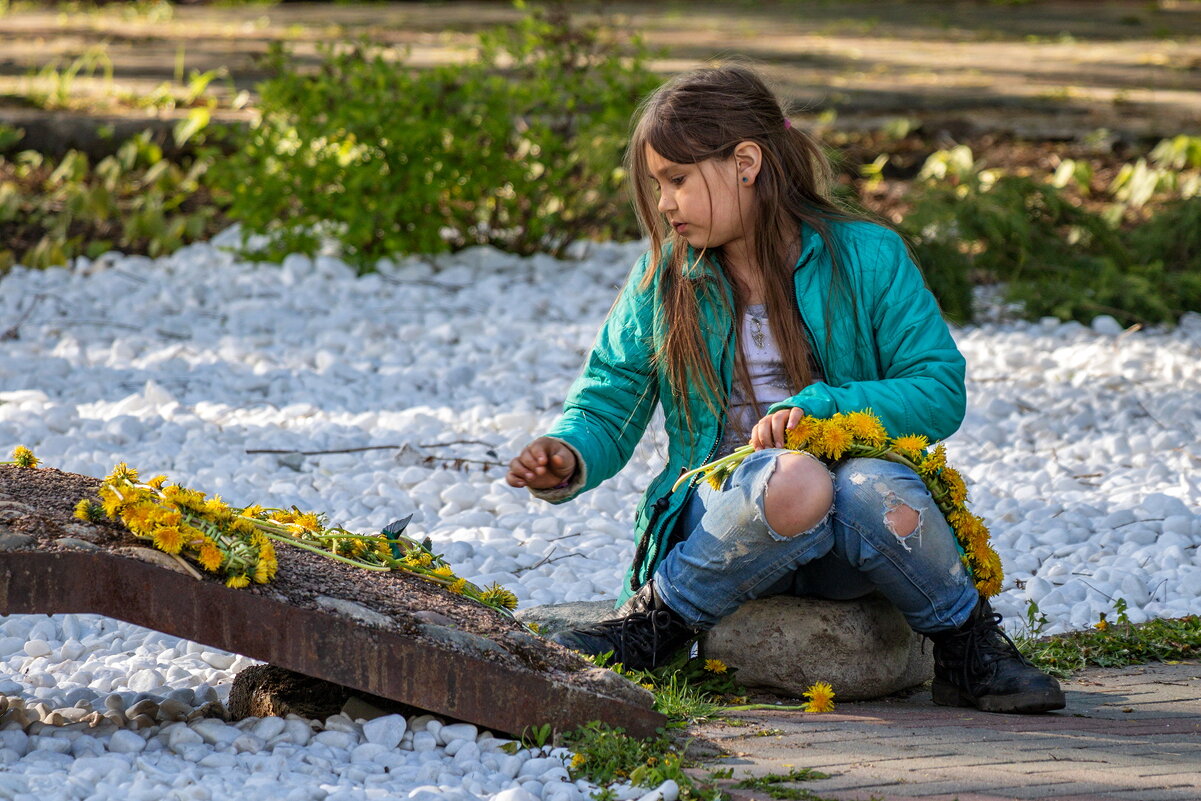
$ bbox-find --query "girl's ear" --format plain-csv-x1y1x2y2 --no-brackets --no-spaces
734,141,763,186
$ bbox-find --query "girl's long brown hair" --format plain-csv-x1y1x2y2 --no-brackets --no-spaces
627,65,861,445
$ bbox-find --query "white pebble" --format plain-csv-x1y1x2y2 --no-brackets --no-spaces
362,714,407,749
107,730,146,754
23,640,52,658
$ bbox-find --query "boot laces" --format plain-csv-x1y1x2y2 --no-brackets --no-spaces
963,606,1031,684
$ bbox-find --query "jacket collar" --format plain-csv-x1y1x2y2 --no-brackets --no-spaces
677,219,824,280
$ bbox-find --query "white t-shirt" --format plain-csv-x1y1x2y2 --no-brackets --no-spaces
717,303,822,456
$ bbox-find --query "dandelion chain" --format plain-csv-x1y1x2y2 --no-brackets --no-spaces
20,452,527,614
674,410,1003,597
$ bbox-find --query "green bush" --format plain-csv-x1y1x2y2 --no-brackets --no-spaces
901,156,1201,326
213,4,659,271
0,118,221,271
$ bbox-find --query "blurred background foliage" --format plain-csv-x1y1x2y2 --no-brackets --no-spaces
0,0,1199,326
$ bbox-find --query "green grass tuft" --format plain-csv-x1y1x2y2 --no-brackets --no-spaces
730,769,834,800
1018,614,1201,679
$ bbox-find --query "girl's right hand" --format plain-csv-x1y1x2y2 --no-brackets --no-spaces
750,406,808,450
506,437,578,489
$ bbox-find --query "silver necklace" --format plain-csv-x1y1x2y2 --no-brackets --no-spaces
748,312,766,348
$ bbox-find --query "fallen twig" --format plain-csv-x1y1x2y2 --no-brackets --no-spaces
514,551,584,576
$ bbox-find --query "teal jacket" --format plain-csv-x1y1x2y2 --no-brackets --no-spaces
535,219,967,606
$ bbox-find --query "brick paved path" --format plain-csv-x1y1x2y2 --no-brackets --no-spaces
689,661,1201,801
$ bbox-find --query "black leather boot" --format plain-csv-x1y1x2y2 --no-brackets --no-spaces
931,597,1066,713
550,581,699,671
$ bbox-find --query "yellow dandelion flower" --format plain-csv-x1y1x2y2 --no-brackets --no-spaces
1094,615,1109,631
449,578,468,594
401,554,422,567
704,658,728,674
977,573,1003,598
783,416,820,450
641,682,655,691
152,526,185,555
839,410,888,447
240,504,266,519
418,552,434,567
11,446,40,468
159,485,205,512
98,486,124,518
481,584,519,610
570,754,587,770
890,434,929,458
803,681,836,713
294,513,321,532
433,565,455,578
225,574,251,589
917,444,947,477
813,421,853,460
152,507,183,528
941,467,968,505
106,463,139,484
198,542,224,572
203,498,234,525
179,524,206,548
73,499,103,523
953,513,989,553
146,475,168,490
121,502,159,536
253,561,271,584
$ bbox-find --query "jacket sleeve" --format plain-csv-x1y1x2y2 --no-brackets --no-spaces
768,230,966,442
531,254,661,504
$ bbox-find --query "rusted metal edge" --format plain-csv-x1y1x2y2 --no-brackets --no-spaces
0,549,666,738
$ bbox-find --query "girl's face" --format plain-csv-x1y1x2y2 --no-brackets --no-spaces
645,144,757,254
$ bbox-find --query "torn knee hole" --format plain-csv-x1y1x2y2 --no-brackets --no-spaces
884,503,920,538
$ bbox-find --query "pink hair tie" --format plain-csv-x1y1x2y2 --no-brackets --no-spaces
784,118,792,129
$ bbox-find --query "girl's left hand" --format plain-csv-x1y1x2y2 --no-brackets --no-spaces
751,407,807,450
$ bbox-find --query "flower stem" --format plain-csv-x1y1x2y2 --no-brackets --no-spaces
258,530,391,571
672,445,753,492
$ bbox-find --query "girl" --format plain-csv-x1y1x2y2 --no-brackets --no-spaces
506,66,1063,714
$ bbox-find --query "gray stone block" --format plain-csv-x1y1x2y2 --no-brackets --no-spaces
699,593,933,701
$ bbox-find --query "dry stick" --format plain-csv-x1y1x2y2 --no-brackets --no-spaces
514,552,584,576
169,553,204,581
247,444,502,470
62,319,190,339
246,445,405,455
2,293,44,341
417,439,497,449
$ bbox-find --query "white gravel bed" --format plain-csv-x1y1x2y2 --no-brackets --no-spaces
0,229,1198,799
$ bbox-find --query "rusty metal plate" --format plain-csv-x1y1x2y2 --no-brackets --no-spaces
0,548,666,738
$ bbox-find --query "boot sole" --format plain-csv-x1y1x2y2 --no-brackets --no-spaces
932,678,1066,714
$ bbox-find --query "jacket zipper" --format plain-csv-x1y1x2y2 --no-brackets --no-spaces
792,257,829,380
796,309,829,381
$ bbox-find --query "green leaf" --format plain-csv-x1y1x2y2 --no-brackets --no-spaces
174,108,211,149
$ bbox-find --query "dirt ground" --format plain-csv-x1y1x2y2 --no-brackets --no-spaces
1,0,1200,156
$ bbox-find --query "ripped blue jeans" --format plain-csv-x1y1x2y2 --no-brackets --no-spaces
653,451,980,634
